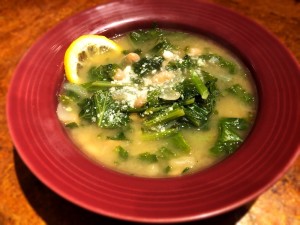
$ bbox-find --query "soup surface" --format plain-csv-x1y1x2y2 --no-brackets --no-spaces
57,28,257,177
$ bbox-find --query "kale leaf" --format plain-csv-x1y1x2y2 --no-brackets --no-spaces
166,55,197,71
151,39,173,55
88,64,119,81
132,56,164,76
78,90,129,129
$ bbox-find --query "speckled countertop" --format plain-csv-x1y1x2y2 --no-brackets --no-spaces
0,0,299,224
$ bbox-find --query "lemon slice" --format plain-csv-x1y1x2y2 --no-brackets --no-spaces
64,34,122,84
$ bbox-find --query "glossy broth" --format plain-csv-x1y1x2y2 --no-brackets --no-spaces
57,29,257,177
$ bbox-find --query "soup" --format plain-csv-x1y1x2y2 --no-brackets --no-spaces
57,28,257,177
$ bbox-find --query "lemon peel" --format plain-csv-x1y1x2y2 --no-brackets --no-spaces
64,34,122,84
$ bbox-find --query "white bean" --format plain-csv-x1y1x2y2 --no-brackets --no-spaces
124,53,140,64
151,71,175,84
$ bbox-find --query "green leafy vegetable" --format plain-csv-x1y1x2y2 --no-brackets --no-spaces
82,81,126,91
88,64,119,81
129,28,163,44
183,104,210,127
122,49,142,55
166,55,197,71
182,167,190,174
138,152,158,163
190,70,209,99
132,56,164,76
65,122,79,129
78,90,129,128
93,90,130,128
170,133,190,153
156,146,177,159
141,128,179,141
59,83,89,105
151,39,173,55
107,131,128,140
165,166,171,173
145,89,162,108
115,146,129,160
226,84,255,104
199,54,236,74
143,105,185,128
210,118,250,155
77,97,97,123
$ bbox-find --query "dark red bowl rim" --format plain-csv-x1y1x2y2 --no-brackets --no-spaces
6,0,300,223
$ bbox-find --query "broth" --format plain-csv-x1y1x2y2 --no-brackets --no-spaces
57,28,257,177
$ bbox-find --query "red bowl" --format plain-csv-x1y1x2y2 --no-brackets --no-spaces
7,0,300,223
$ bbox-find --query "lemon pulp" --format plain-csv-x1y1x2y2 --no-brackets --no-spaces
64,34,122,84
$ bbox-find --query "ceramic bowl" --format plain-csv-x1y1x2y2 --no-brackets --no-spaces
7,0,300,223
